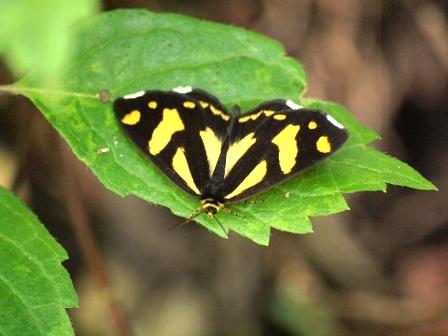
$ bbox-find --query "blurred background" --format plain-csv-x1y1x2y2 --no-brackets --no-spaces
1,0,447,335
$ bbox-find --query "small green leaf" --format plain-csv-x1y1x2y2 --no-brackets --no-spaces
14,9,436,245
0,0,98,83
0,186,77,336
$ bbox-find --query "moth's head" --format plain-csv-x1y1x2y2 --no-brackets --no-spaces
171,200,224,232
231,104,241,117
206,208,217,217
201,198,224,217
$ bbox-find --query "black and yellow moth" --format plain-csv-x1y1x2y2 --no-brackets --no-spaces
113,87,349,228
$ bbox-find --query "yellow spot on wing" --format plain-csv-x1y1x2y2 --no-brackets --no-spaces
122,110,141,125
316,136,331,153
149,108,184,155
225,160,267,199
238,114,254,123
308,121,317,129
199,127,222,175
209,105,230,121
172,147,200,195
183,101,196,109
148,101,157,109
273,114,286,120
239,110,275,123
272,124,301,174
199,101,229,120
225,133,257,177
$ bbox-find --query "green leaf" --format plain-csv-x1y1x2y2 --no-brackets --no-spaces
0,186,77,336
13,9,436,245
0,0,98,83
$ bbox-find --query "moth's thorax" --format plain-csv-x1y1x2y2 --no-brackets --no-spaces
201,178,225,202
201,198,225,216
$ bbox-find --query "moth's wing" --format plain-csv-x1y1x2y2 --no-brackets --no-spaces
113,89,231,197
181,88,232,137
221,99,349,202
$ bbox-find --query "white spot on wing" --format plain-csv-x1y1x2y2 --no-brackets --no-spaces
286,99,303,110
173,86,193,94
123,91,145,99
326,114,345,129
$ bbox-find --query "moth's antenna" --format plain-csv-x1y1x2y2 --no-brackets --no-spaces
211,214,228,236
169,205,229,237
169,207,206,231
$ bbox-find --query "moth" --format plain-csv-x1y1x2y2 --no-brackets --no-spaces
113,87,349,229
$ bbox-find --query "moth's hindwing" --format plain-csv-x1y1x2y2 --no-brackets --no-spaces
113,89,231,198
220,99,349,203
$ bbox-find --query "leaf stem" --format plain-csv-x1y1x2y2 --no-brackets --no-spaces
0,84,100,99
